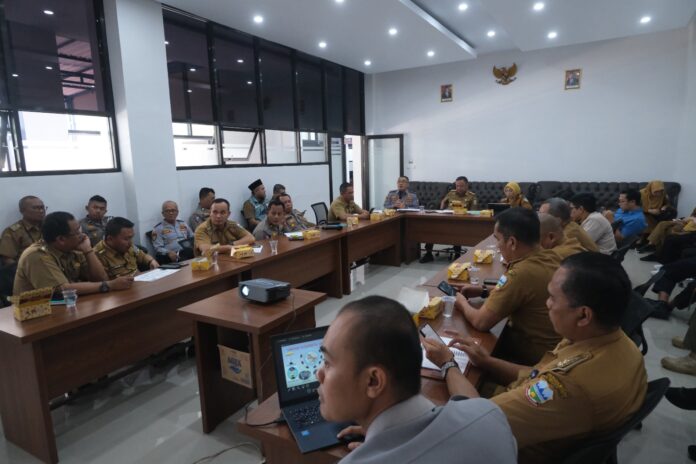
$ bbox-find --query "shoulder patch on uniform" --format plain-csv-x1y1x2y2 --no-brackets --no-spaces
539,373,568,398
496,275,508,288
10,222,21,231
552,353,592,374
525,379,554,407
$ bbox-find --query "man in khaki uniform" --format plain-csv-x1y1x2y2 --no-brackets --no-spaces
13,212,133,295
452,208,562,365
189,187,215,231
538,213,587,260
539,197,598,252
421,176,478,263
94,217,158,278
194,198,254,256
78,195,113,246
423,252,647,464
0,196,46,266
328,182,369,222
253,199,291,240
278,193,314,231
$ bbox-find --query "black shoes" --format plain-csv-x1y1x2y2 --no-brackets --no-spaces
666,387,696,410
452,253,461,261
637,244,656,253
645,299,672,319
419,253,434,263
689,444,696,462
640,253,661,262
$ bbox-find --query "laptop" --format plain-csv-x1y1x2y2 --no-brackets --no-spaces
271,327,351,453
488,202,511,214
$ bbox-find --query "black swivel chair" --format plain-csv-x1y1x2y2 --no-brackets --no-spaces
311,202,329,225
621,292,655,355
612,235,640,263
561,377,671,464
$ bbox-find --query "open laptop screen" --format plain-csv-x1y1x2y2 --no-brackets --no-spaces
272,326,327,406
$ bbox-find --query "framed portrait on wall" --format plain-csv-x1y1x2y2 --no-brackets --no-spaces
564,69,581,90
440,84,453,102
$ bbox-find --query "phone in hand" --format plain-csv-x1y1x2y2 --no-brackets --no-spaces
483,278,499,286
420,323,445,345
437,280,456,296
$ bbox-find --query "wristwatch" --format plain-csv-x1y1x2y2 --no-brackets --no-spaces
480,286,490,299
100,281,110,293
440,359,459,377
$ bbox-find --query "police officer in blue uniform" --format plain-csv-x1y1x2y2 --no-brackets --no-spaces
151,201,194,263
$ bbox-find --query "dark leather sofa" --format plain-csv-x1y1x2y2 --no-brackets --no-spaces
409,181,681,211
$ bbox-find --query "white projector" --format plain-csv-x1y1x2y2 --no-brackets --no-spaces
239,278,291,303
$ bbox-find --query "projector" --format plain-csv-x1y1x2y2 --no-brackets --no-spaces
239,278,291,303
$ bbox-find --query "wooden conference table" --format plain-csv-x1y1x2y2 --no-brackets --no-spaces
0,211,494,463
238,234,508,464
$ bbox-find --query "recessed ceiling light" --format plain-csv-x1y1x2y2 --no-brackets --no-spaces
43,9,54,15
547,31,557,39
458,3,468,11
335,0,344,3
189,67,196,72
487,30,496,38
640,16,651,24
318,41,327,48
165,40,169,45
11,73,18,77
427,50,435,57
187,89,192,93
247,81,253,85
388,27,398,36
45,66,53,70
253,15,264,24
364,60,371,66
237,59,244,63
532,2,544,11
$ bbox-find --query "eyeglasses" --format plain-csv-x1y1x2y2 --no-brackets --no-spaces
163,209,179,213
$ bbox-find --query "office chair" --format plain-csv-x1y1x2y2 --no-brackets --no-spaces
311,202,329,225
621,292,655,355
561,377,670,464
612,235,640,263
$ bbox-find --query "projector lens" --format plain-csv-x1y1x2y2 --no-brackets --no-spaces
241,286,250,296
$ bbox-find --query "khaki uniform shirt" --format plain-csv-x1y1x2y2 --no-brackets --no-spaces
328,197,364,222
286,210,314,231
94,240,154,279
443,190,478,209
79,215,113,247
484,248,563,365
252,219,290,241
563,221,598,252
550,236,587,260
13,241,88,295
501,196,533,209
492,330,647,464
0,220,42,262
194,219,249,256
188,205,210,231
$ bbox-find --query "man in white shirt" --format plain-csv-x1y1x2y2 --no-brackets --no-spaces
569,193,617,254
318,295,517,463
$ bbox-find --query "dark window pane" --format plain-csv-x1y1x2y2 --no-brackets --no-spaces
259,42,293,130
295,57,323,131
163,11,213,122
344,68,362,134
213,27,258,127
324,62,343,133
2,0,107,112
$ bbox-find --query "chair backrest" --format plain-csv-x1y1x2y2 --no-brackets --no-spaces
612,235,639,263
621,292,655,355
311,202,328,225
561,377,670,464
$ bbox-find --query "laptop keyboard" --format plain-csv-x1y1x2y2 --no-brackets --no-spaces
290,404,324,427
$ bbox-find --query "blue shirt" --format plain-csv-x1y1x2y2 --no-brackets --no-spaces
151,219,194,254
614,208,647,238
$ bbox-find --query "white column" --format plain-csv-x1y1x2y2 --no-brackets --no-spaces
675,16,696,217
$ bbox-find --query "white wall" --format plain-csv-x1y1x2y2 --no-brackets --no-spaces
674,16,696,215
366,26,695,215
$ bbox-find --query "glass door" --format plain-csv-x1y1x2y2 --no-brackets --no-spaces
328,136,345,202
365,135,404,209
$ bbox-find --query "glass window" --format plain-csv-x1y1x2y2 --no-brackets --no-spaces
2,0,108,113
213,27,258,127
324,62,343,133
18,111,114,171
295,56,323,131
0,111,19,172
163,11,213,122
344,68,363,134
259,43,294,130
265,130,297,164
173,123,217,167
300,132,326,163
222,128,261,165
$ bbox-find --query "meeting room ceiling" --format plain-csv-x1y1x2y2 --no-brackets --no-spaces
160,0,696,74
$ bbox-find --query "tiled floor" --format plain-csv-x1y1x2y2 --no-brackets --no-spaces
1,249,694,463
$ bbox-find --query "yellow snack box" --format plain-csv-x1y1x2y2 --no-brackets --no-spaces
447,262,471,281
370,211,385,222
474,249,495,264
419,297,442,320
452,207,468,216
450,200,463,208
11,287,53,322
480,209,494,217
191,257,212,271
302,229,321,240
383,208,396,217
231,245,255,258
347,215,360,226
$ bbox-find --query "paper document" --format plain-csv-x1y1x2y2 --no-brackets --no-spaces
134,268,179,282
284,232,304,239
397,208,420,212
422,337,469,377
